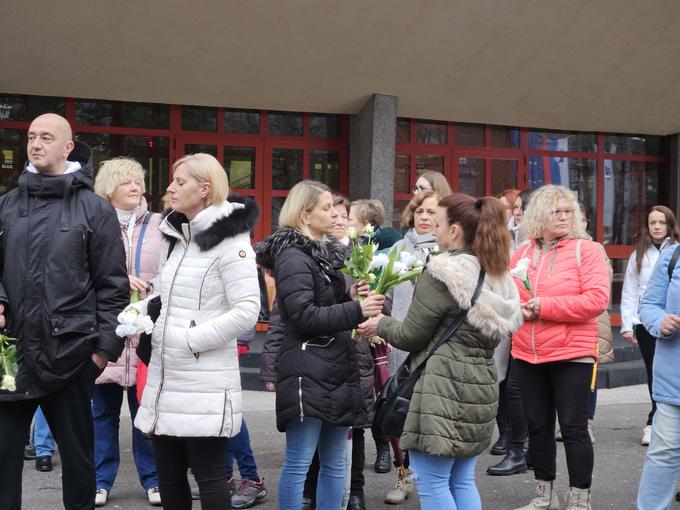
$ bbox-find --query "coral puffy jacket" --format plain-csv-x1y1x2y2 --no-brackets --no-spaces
510,237,610,364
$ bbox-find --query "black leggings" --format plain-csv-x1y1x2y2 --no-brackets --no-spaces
636,324,657,426
506,358,528,445
516,360,594,489
152,435,230,510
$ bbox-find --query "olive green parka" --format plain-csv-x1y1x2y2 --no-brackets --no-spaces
377,250,522,458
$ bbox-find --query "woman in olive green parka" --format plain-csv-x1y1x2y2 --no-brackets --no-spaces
359,193,522,509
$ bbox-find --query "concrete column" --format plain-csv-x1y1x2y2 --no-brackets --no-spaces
668,134,680,215
349,94,397,224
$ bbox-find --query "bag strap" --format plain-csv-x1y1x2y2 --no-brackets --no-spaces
411,269,486,372
668,244,680,282
134,213,151,278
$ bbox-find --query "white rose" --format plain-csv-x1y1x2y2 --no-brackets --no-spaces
117,309,139,325
1,374,16,391
116,323,137,337
346,227,357,240
364,224,375,237
510,257,531,281
370,253,390,270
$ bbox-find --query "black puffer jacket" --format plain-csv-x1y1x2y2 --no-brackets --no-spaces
256,228,366,431
0,142,129,401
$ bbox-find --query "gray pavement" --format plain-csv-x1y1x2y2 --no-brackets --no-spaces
20,385,666,509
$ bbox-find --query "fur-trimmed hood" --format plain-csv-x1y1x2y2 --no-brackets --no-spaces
427,251,523,341
161,194,258,251
255,227,347,272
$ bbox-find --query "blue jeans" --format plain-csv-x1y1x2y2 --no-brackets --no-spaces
226,418,260,480
278,417,349,510
637,402,680,509
409,451,480,510
92,383,158,491
33,407,55,457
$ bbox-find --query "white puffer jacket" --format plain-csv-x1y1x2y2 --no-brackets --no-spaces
134,196,260,437
620,238,674,334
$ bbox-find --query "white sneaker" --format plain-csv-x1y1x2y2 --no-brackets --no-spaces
95,489,108,507
642,425,652,446
147,487,162,506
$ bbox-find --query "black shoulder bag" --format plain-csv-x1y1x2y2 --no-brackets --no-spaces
373,269,485,437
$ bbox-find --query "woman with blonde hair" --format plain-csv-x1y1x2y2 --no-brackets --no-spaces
255,180,385,510
413,170,453,198
130,153,261,510
92,157,163,507
509,185,610,510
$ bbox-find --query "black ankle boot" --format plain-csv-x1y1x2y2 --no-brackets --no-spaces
486,445,528,476
490,421,511,455
374,442,391,473
347,493,366,510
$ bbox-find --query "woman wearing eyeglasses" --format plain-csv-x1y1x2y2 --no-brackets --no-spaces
509,185,609,510
412,171,452,198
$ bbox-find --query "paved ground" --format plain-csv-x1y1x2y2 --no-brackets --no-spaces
20,385,673,509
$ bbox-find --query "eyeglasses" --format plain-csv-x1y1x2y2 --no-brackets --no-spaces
550,208,575,219
412,185,432,194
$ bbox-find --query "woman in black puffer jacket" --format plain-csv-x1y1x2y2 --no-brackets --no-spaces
255,180,384,510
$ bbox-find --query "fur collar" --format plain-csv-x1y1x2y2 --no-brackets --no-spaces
255,227,347,272
162,194,258,251
427,251,523,341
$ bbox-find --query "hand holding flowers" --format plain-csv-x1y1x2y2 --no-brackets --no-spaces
510,257,540,320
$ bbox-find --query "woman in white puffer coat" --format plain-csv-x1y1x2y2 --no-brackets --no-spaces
132,153,260,510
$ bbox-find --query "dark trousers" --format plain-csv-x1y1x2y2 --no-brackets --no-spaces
506,358,528,446
226,418,260,481
0,367,98,510
636,324,657,426
516,360,594,489
151,435,230,510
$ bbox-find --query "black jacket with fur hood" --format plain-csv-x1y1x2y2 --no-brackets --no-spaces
256,228,366,431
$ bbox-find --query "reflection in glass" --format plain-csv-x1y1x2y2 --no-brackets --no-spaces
528,130,596,152
182,106,217,132
489,126,520,148
416,120,447,145
397,118,410,142
455,124,484,147
392,200,410,229
605,134,663,156
0,94,64,121
459,157,485,196
310,150,340,190
224,147,256,189
490,160,519,196
309,114,341,139
394,154,410,194
528,156,597,239
75,133,170,212
268,111,303,136
272,149,303,190
609,258,629,317
416,154,444,175
224,109,260,134
0,128,26,194
76,100,169,129
271,196,287,232
184,144,218,158
603,160,660,245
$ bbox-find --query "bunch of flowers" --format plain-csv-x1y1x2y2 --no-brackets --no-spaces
342,225,427,342
116,293,155,338
0,334,17,392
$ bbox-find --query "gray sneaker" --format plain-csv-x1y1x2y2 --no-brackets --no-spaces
231,478,267,509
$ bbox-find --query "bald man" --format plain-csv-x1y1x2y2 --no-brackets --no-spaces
0,114,129,510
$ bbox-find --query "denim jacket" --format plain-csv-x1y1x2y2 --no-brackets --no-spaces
639,247,680,405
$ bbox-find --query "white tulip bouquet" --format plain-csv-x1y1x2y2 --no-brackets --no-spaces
0,334,17,392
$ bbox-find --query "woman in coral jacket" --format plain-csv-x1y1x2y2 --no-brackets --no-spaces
509,185,610,510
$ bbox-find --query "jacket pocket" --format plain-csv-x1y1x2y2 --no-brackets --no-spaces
48,313,98,374
50,313,98,337
220,390,234,436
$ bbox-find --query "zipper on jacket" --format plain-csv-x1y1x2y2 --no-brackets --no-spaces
149,227,189,434
219,390,233,436
298,376,304,422
531,247,549,363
